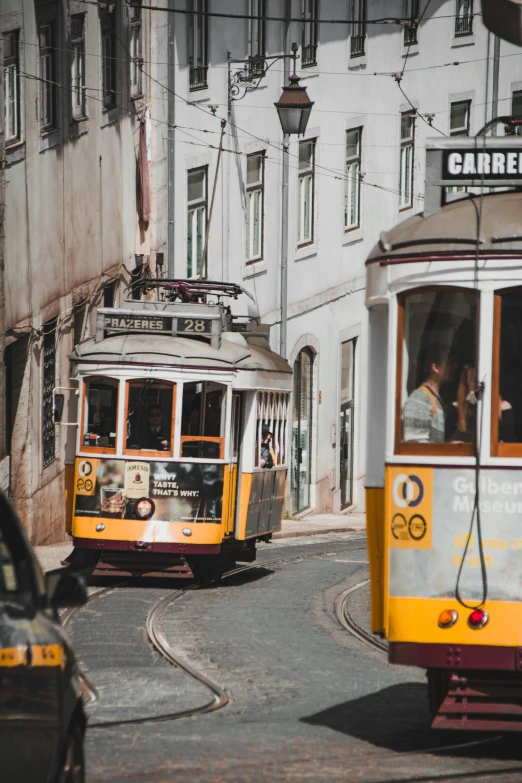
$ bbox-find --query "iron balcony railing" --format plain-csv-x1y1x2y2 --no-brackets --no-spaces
404,22,418,45
189,65,208,90
455,13,473,36
302,43,317,67
350,34,366,58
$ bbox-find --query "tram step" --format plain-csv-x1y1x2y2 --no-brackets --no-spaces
433,673,522,731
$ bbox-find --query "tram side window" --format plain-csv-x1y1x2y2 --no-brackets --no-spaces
180,381,226,459
126,381,174,453
493,290,522,448
399,289,477,448
82,378,118,449
255,391,289,468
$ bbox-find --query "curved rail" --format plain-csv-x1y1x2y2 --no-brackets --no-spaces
334,579,387,654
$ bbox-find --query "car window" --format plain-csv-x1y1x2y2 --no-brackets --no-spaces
0,532,18,595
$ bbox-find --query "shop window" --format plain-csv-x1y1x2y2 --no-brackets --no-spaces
82,378,118,451
291,350,313,511
255,391,290,468
125,380,175,454
180,381,225,459
396,288,478,455
491,289,522,456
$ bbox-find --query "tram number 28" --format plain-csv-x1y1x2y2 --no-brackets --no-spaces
178,318,211,334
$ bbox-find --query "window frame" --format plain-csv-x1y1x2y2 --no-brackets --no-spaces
188,0,209,91
301,0,318,67
4,29,21,144
297,138,316,247
399,111,415,211
491,288,522,457
455,0,474,37
350,0,366,59
450,99,471,136
245,151,265,263
71,14,86,120
100,6,116,110
123,379,177,458
79,376,120,456
255,391,290,469
129,0,143,98
404,0,419,46
247,0,266,61
180,380,227,462
187,166,208,278
344,127,362,232
39,22,56,132
394,286,478,457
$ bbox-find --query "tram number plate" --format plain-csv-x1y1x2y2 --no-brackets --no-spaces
178,318,212,334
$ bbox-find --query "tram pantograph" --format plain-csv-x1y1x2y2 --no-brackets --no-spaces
61,279,292,580
366,134,522,731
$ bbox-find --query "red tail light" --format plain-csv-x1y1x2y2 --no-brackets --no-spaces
468,609,489,629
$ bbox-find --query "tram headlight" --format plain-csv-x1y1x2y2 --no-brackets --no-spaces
468,609,489,629
134,497,155,520
438,609,458,629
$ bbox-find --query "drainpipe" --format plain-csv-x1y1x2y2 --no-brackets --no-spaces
491,35,501,135
167,0,176,276
280,2,291,359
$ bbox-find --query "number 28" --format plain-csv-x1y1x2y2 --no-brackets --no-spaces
184,319,206,332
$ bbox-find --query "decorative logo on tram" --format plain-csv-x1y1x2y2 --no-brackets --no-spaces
392,473,424,508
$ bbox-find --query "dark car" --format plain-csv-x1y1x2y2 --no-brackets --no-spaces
0,492,87,782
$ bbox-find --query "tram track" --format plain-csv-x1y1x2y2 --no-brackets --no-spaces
66,540,365,729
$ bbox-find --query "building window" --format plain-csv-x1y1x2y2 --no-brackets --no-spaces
189,0,208,91
291,348,313,513
129,0,143,97
450,100,471,136
71,15,86,119
42,319,58,468
350,0,366,58
187,167,207,277
455,0,473,37
399,112,414,210
4,30,21,144
512,90,522,135
248,0,266,62
340,338,356,508
246,152,265,262
404,0,419,45
297,139,315,246
101,7,116,109
345,128,361,231
39,23,56,131
301,0,318,67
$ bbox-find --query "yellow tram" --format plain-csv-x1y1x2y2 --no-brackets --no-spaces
63,280,291,580
366,135,522,731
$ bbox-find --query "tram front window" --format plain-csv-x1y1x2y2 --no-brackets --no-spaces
82,378,118,449
492,289,522,452
399,288,477,449
126,381,174,453
181,382,225,459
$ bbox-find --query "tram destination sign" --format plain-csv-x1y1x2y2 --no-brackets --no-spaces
104,314,168,332
97,309,217,342
442,148,522,181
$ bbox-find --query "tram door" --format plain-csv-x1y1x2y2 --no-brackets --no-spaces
340,338,356,509
227,392,243,533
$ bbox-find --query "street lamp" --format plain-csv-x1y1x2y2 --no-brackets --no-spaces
274,73,314,136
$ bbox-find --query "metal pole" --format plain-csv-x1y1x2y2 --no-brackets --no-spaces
167,0,176,276
280,1,291,359
491,35,501,136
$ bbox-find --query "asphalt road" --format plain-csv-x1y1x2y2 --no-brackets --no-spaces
66,533,522,783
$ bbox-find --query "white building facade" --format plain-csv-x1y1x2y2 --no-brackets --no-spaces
4,0,522,541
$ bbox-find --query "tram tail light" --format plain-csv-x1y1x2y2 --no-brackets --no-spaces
134,497,155,520
438,609,458,628
468,609,489,629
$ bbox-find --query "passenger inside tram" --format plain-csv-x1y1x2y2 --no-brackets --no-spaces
400,289,477,444
126,381,173,451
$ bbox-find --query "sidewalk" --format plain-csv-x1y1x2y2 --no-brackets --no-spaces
34,511,366,573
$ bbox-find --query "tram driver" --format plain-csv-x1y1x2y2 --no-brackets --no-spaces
402,344,457,443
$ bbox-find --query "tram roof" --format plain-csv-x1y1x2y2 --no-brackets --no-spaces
367,190,522,266
71,332,292,375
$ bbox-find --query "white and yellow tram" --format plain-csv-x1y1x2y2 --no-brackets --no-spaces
64,280,292,579
365,184,522,731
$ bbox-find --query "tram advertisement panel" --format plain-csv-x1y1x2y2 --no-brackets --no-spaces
387,466,522,603
74,459,223,523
